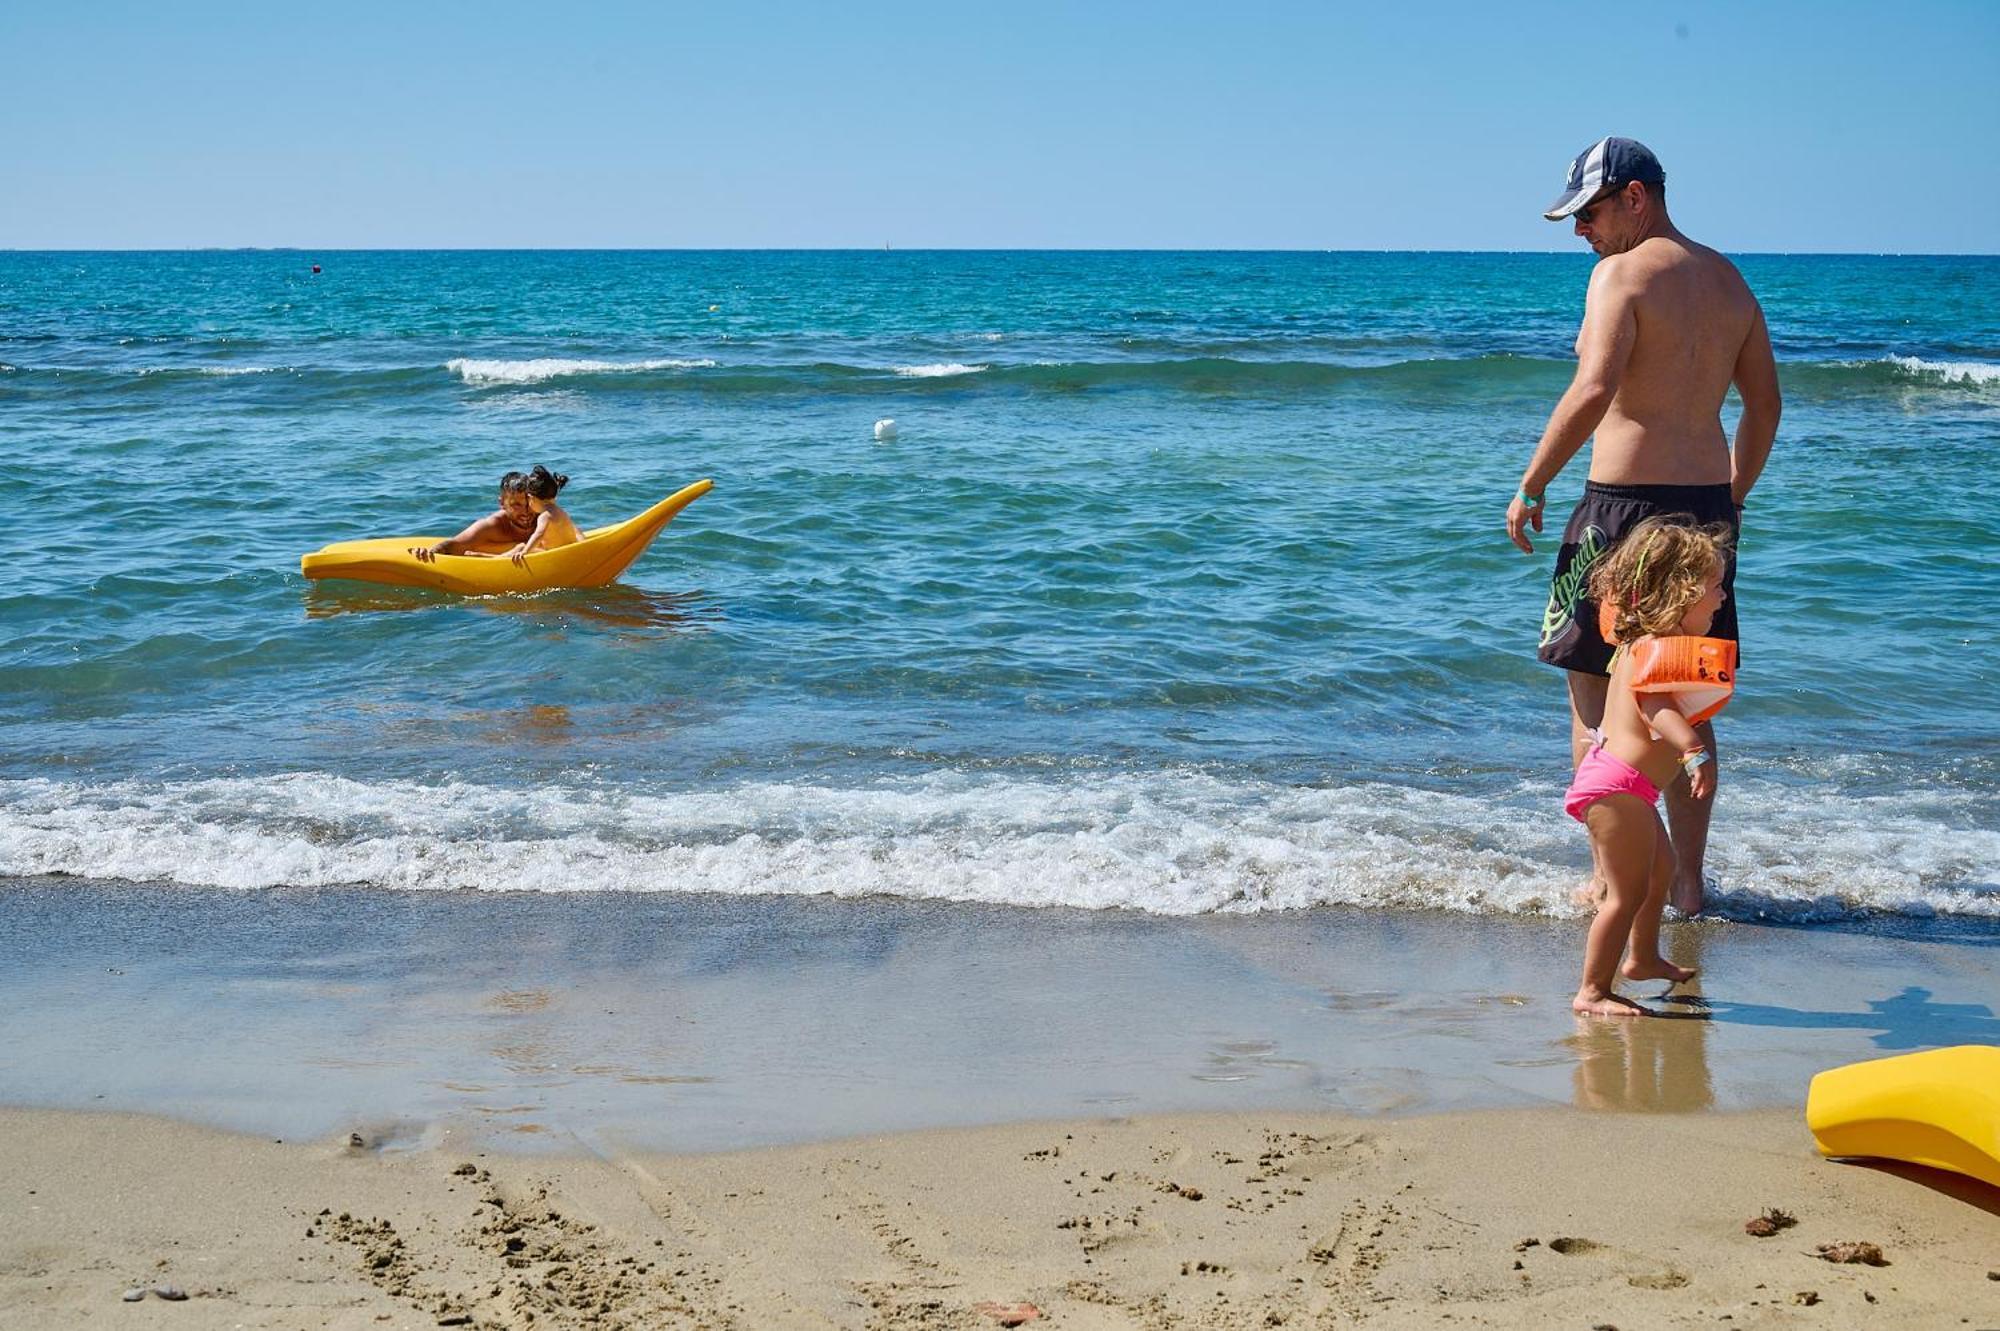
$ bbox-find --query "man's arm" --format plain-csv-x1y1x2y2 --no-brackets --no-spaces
1728,302,1781,507
412,513,505,562
1507,261,1640,553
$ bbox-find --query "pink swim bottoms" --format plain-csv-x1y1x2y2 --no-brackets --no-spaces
1564,745,1661,823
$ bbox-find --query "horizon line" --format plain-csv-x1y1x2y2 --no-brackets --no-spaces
5,246,1998,259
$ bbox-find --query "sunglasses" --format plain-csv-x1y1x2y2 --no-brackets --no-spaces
1573,187,1626,225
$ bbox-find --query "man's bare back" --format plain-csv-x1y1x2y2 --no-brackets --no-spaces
1582,235,1764,488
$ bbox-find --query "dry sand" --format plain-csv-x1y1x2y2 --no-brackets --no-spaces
3,1104,1995,1330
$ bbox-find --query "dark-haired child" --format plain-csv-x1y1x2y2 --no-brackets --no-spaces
503,465,581,564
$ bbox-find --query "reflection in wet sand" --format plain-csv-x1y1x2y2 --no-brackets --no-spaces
1567,1013,1715,1112
1569,929,1714,1112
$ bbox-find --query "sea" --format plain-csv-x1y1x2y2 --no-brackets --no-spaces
2,250,1996,930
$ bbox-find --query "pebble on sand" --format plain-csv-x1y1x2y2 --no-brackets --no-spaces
1815,1241,1889,1266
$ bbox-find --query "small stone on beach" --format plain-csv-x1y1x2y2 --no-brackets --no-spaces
121,1288,145,1302
150,1284,187,1300
1814,1241,1888,1266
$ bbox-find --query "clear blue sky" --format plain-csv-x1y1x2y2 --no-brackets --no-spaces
4,1,1995,252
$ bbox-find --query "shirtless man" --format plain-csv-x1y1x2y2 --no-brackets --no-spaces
411,470,535,562
1506,137,1781,916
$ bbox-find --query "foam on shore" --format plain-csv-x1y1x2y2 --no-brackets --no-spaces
2,770,1991,922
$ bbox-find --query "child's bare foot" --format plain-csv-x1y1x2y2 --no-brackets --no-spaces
1572,988,1647,1018
1620,957,1696,985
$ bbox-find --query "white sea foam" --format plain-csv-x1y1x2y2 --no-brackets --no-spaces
1884,356,2000,386
1,771,1991,923
137,365,285,377
893,362,989,378
447,357,717,385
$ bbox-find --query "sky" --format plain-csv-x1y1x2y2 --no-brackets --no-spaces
3,1,1996,252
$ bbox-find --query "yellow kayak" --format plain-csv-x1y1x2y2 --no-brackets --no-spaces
301,478,713,595
1807,1045,2000,1191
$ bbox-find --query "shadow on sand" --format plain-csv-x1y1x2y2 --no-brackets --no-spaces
1697,986,2000,1050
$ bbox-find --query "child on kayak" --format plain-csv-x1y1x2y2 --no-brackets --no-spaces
411,471,532,562
504,465,582,564
1565,517,1736,1017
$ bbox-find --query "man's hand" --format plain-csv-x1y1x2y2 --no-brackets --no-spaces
412,546,437,563
1506,491,1545,554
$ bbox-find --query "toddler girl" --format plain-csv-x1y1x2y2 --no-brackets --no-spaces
1566,517,1736,1016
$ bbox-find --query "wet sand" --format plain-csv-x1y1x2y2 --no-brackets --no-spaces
2,883,1996,1152
2,882,1996,1327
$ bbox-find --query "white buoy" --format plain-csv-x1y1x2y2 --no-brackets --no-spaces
873,418,898,441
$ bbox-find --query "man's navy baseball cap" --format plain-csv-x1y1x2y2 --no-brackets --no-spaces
1544,137,1666,221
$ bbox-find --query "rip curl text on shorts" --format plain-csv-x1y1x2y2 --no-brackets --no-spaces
1536,481,1740,677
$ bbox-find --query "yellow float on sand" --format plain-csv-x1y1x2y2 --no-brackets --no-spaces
301,478,713,595
1807,1045,2000,1191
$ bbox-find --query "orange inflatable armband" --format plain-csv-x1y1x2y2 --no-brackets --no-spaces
1625,636,1737,726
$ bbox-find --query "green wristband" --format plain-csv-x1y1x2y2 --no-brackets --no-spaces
1516,489,1544,508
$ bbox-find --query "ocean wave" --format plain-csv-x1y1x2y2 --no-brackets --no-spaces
4,352,1994,401
1883,355,2000,386
1,771,1991,923
136,364,287,377
893,362,990,378
446,356,718,385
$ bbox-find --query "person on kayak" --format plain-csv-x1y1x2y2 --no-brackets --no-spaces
501,466,582,565
410,471,534,562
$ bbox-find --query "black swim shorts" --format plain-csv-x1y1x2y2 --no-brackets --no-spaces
1537,481,1740,676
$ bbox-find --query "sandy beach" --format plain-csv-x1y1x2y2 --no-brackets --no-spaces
4,884,1998,1326
5,1102,1997,1330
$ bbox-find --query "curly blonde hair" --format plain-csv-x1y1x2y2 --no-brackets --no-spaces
1588,516,1732,645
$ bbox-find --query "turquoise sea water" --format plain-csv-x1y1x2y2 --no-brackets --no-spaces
1,251,1995,923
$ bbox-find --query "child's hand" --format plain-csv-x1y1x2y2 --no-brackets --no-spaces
412,546,436,563
1684,751,1715,800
